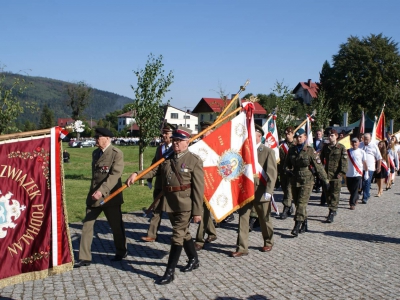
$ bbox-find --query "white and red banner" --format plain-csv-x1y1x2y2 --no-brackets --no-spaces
262,114,279,162
189,103,257,222
0,127,73,288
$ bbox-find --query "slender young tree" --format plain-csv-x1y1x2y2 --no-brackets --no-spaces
129,53,174,173
273,81,297,139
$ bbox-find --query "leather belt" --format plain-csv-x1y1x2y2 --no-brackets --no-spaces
164,184,191,192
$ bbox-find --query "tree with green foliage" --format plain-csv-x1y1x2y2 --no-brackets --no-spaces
273,81,297,139
0,69,30,134
129,53,174,172
38,104,55,129
66,81,92,121
311,89,332,131
243,92,278,114
23,120,36,132
320,33,400,125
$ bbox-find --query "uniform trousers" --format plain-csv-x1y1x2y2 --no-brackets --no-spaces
195,202,217,246
168,211,192,246
346,176,362,206
292,183,313,222
236,196,273,253
324,178,342,212
146,188,164,238
280,173,293,207
79,205,127,261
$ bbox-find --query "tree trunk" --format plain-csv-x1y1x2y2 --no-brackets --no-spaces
139,141,144,186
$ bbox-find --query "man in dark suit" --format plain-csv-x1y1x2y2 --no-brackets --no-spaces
126,126,204,285
195,121,217,251
141,123,174,242
75,128,127,267
313,129,324,193
231,124,277,257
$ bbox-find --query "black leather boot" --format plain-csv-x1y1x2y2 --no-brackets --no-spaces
181,239,199,272
280,206,290,220
299,219,308,233
326,210,335,223
291,221,302,237
156,244,183,285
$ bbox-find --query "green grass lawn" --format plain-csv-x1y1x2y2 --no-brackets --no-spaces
63,143,157,222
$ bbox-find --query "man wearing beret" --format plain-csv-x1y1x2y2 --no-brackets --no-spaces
279,126,295,219
126,126,204,285
195,121,218,251
75,128,127,267
284,128,329,236
141,123,174,242
320,129,348,223
231,124,277,256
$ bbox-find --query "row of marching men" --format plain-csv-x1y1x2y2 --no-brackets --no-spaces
73,122,399,286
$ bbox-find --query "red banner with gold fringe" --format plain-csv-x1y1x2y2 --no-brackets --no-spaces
0,127,73,288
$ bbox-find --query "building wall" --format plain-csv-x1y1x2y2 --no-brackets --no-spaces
166,106,198,134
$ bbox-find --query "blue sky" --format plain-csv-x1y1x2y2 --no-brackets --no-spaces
2,0,400,112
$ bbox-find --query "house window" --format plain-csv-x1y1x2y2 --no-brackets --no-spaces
195,124,199,131
186,124,190,128
123,120,126,125
171,113,178,119
184,115,190,119
200,114,204,121
209,114,214,121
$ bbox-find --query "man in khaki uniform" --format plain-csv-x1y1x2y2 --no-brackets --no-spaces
195,121,217,251
141,123,174,242
279,126,295,219
75,128,127,267
231,124,277,257
126,126,204,285
320,129,348,223
284,128,329,236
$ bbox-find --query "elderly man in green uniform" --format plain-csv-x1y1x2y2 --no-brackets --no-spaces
319,129,348,223
126,126,204,285
279,126,295,219
195,121,218,251
75,128,127,267
141,123,174,242
284,128,329,237
231,124,277,257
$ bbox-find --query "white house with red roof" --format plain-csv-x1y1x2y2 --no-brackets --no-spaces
192,98,267,126
117,111,136,132
292,79,319,105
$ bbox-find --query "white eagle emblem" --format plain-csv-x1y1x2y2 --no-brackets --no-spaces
0,191,26,239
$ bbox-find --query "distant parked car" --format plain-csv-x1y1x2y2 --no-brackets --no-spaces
76,140,96,148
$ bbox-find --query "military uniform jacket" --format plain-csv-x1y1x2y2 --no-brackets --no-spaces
319,143,348,180
139,150,204,215
255,144,277,197
278,140,294,174
87,145,124,207
284,144,328,187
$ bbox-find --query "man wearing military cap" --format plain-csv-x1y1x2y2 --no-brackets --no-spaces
284,128,329,236
231,123,277,256
279,126,295,219
320,129,348,223
142,123,174,242
195,121,218,251
75,127,127,267
126,125,204,285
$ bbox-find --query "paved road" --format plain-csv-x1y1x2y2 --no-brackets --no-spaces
1,180,400,300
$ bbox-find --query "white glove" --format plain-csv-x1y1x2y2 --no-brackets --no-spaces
147,182,153,190
264,193,272,201
364,172,369,180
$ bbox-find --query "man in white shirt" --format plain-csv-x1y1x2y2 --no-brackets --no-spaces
359,133,382,204
346,137,368,209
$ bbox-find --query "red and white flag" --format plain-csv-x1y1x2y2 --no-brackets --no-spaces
262,114,279,162
189,102,257,222
359,111,365,134
376,108,385,141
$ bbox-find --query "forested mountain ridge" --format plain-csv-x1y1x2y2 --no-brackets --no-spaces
3,72,134,125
